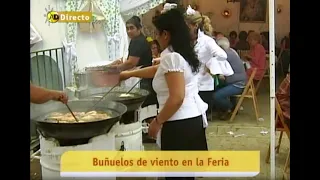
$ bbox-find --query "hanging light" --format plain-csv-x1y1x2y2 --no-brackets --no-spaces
221,9,231,18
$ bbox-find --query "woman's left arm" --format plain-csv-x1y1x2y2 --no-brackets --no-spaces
121,65,158,80
156,72,185,124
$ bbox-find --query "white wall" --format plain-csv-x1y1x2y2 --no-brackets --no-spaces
30,0,110,71
76,31,108,70
31,0,66,51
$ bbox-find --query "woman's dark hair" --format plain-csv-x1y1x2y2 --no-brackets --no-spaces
126,16,142,29
238,31,248,41
152,9,199,73
229,31,237,38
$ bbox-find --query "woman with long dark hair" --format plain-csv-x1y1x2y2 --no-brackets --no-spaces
120,3,208,157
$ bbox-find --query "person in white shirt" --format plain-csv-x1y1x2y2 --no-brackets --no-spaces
120,4,208,159
184,6,233,113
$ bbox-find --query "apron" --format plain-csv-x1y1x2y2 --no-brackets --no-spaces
156,93,208,147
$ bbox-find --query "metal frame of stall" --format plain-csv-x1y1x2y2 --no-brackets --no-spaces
269,0,276,179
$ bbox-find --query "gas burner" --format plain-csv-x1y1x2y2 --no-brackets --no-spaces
39,134,116,180
38,120,145,180
139,105,158,144
120,110,139,124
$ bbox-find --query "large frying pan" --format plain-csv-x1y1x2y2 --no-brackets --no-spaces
77,86,150,111
32,99,127,145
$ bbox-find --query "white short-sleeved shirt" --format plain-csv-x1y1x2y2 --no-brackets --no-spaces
152,47,208,122
195,30,234,91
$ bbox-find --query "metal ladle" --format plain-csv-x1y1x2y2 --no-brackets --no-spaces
85,82,120,113
65,104,79,122
59,96,79,122
123,79,142,95
86,79,142,113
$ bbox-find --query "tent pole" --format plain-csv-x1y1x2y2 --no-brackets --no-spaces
268,0,276,179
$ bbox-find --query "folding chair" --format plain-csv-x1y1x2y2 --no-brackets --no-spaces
282,150,290,180
265,98,290,163
237,50,268,95
229,68,260,122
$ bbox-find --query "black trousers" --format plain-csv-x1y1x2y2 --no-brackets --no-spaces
161,116,208,180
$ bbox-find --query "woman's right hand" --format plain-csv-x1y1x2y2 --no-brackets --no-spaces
119,71,131,81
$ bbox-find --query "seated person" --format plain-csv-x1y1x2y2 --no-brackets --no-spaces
276,73,290,129
235,31,250,51
151,40,161,58
215,32,224,40
213,37,247,120
248,30,255,36
243,32,266,81
229,31,238,49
